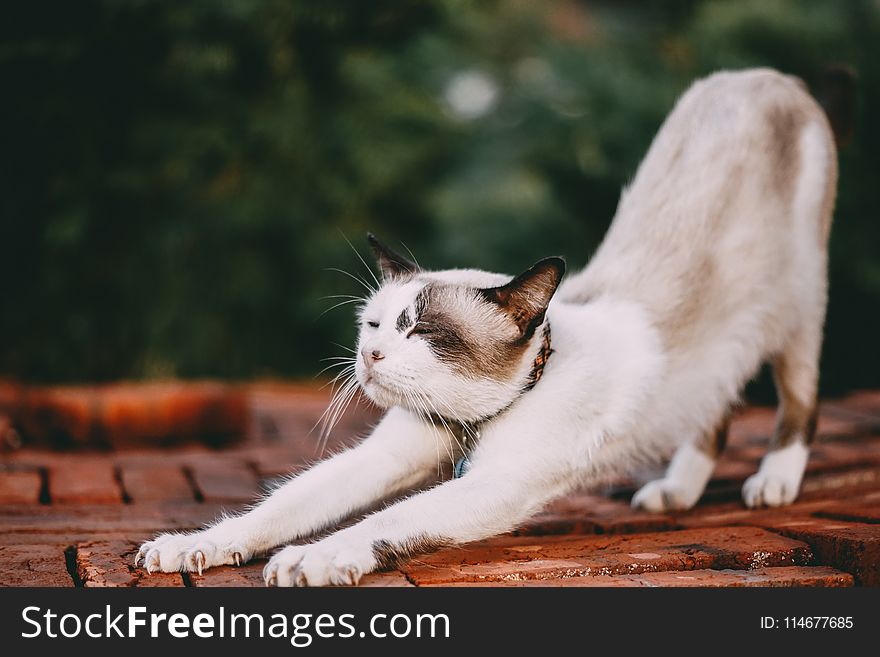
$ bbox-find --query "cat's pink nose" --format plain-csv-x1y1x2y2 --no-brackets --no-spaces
362,348,384,367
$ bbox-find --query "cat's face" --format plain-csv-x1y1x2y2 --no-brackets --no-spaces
352,235,564,423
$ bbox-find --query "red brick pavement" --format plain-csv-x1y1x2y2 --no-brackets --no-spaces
1,383,879,587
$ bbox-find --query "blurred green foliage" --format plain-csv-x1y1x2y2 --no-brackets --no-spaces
1,0,878,395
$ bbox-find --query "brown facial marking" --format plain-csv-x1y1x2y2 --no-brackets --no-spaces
414,285,481,370
413,283,531,381
372,535,452,571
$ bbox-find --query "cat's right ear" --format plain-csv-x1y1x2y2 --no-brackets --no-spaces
479,257,566,339
367,233,420,280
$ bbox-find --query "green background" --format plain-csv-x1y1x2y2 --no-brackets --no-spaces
2,0,878,398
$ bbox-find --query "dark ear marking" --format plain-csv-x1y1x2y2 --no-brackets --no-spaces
480,256,565,339
367,233,420,280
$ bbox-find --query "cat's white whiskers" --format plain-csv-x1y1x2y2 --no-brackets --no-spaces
315,297,366,320
319,294,365,302
340,231,382,291
325,267,377,295
411,384,461,467
409,387,456,473
319,376,361,455
399,241,421,270
315,359,355,379
313,367,359,452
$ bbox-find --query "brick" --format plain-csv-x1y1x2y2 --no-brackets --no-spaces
0,381,22,411
807,442,880,474
16,387,97,446
800,466,880,497
827,390,880,422
356,571,414,587
0,470,42,504
246,445,312,479
708,458,758,483
3,391,880,589
189,461,259,502
426,566,853,587
403,526,812,585
76,539,183,587
815,412,875,440
189,561,413,587
0,501,235,534
49,459,122,504
1,531,137,546
729,407,775,445
0,414,22,451
516,494,675,536
189,563,265,587
248,385,379,444
0,544,72,587
727,403,876,447
13,383,248,449
760,518,880,586
675,499,835,529
121,465,194,503
815,492,880,524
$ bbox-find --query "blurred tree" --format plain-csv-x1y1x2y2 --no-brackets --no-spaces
1,0,877,397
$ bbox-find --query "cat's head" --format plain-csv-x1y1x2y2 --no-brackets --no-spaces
353,234,565,423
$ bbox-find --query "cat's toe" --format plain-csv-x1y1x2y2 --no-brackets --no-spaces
631,479,700,512
264,546,307,587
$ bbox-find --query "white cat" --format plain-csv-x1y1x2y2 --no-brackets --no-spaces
137,68,843,586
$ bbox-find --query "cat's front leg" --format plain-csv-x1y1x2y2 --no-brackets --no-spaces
263,461,572,587
136,407,453,574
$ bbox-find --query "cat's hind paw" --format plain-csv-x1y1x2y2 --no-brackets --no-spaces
742,471,799,508
742,443,808,508
631,478,702,512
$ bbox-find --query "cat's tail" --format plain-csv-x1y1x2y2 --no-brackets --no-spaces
815,64,857,148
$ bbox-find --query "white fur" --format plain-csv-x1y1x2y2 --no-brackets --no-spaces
137,69,837,585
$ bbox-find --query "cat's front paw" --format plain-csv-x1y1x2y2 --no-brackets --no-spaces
136,531,251,574
263,539,374,587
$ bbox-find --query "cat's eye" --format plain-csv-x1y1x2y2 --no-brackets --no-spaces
366,321,379,328
408,323,432,337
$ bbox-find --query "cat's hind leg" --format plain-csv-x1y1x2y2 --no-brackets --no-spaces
631,415,729,512
742,329,820,507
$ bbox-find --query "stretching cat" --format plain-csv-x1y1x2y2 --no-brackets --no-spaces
137,68,844,586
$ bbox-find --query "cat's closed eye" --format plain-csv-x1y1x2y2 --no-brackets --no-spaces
407,323,433,337
366,320,380,328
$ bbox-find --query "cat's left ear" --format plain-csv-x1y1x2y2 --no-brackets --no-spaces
480,256,566,339
367,233,420,280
